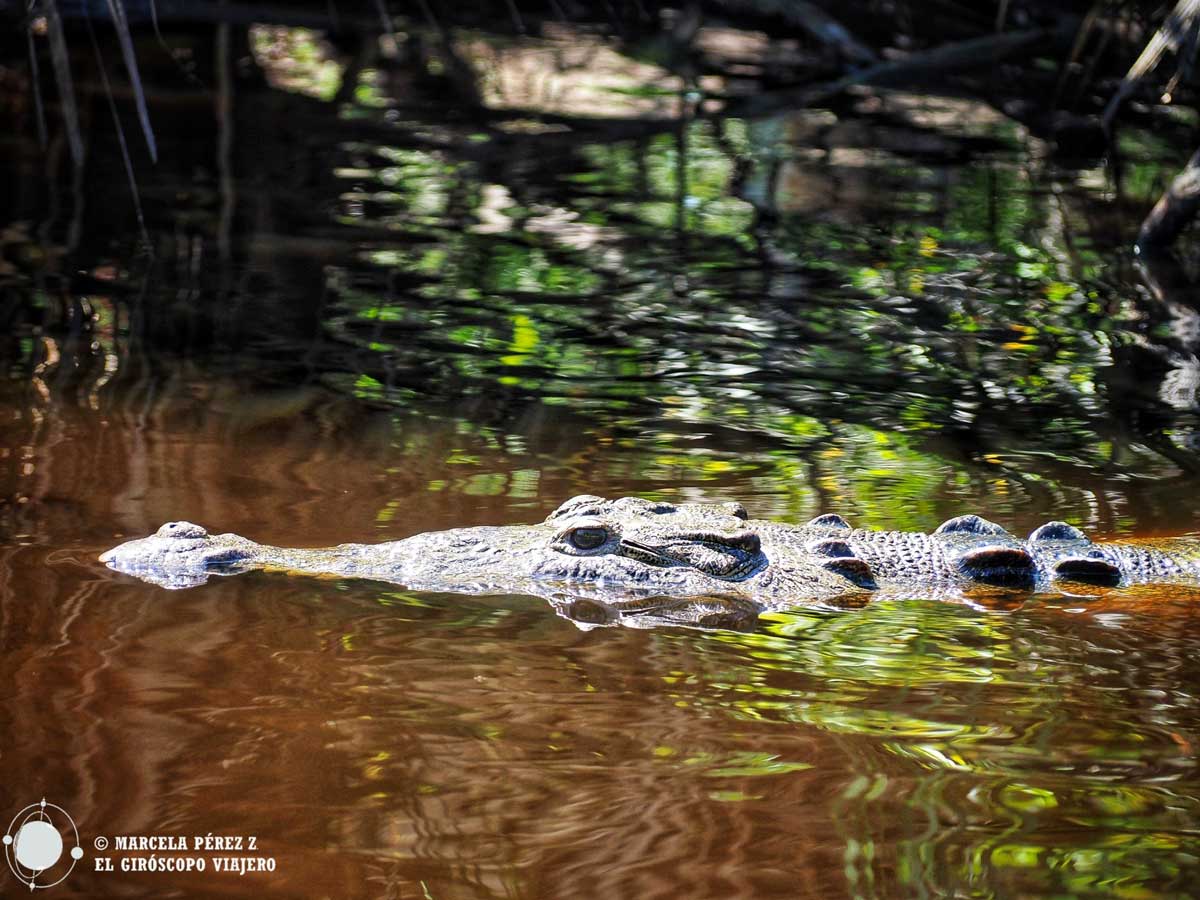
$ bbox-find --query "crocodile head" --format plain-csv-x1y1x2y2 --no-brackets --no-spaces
384,495,861,602
100,521,258,589
531,511,765,585
379,501,770,596
99,496,862,605
534,494,763,579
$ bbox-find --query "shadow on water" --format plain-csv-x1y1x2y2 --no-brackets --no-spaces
2,5,1200,898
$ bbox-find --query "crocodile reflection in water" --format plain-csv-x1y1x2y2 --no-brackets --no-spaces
100,494,1200,629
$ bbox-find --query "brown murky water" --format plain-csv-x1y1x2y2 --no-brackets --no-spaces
5,378,1200,898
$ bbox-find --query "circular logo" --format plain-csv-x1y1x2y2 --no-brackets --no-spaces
3,800,83,890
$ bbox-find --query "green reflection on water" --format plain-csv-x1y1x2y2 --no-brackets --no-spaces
662,596,1200,896
314,110,1198,526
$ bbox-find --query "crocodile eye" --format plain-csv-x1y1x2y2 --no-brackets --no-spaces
567,526,609,550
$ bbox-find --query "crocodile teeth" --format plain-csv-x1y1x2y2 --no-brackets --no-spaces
957,546,1036,586
935,515,1008,536
807,514,851,530
820,557,876,588
1029,521,1089,543
1053,557,1122,586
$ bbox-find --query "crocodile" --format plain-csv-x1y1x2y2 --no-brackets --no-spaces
547,496,1200,590
98,504,853,603
101,495,1200,623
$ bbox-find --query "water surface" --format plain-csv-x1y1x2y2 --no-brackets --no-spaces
3,14,1200,899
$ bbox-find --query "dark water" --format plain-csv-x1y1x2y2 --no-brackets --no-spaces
4,15,1200,899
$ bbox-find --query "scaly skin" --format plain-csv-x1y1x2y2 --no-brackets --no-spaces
98,510,859,607
560,495,1200,590
100,496,1200,610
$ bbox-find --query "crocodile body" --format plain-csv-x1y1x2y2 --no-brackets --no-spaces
547,495,1200,591
101,496,1200,617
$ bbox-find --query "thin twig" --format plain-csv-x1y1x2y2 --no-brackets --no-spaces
25,11,48,147
1103,0,1200,129
85,4,150,249
43,0,84,167
104,0,159,162
149,0,207,89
